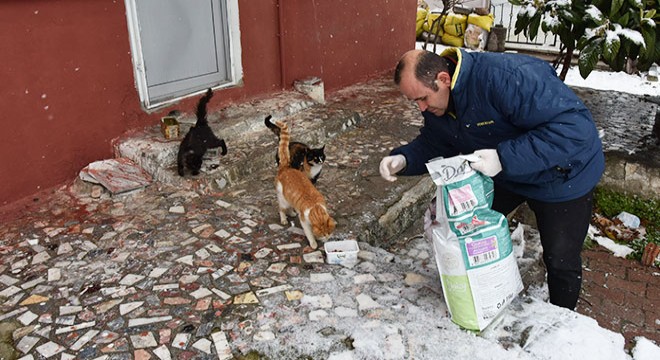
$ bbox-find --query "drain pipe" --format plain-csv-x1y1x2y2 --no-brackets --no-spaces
277,0,286,90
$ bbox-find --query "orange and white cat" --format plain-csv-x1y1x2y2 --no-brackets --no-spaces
274,120,335,249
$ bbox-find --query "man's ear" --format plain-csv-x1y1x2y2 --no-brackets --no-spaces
436,71,451,87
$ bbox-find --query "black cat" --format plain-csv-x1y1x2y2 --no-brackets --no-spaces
177,89,227,176
264,115,325,184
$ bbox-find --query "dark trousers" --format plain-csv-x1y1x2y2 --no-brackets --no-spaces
492,185,594,310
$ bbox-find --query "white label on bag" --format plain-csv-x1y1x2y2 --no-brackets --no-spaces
447,184,478,216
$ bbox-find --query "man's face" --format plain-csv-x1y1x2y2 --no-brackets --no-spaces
399,70,451,117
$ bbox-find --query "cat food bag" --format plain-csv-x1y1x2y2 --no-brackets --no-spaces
425,155,523,331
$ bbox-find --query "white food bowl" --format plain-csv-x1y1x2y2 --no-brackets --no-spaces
324,240,359,265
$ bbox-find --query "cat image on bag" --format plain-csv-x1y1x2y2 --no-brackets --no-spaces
177,88,228,176
264,115,325,184
274,120,335,249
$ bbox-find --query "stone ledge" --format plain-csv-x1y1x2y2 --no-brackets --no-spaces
601,150,660,199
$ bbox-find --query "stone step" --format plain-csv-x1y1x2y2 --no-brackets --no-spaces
116,91,316,190
115,77,437,248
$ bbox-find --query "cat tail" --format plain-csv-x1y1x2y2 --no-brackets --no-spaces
195,88,214,126
275,120,291,169
264,115,280,137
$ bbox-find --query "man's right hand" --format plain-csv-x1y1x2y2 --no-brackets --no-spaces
379,155,407,182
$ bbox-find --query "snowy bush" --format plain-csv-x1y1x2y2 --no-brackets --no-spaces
509,0,659,80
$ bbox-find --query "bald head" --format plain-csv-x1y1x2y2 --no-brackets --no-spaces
394,49,449,91
394,50,424,85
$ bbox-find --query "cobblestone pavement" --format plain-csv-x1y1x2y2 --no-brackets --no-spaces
0,75,658,359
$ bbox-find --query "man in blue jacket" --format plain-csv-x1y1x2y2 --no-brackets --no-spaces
380,48,604,310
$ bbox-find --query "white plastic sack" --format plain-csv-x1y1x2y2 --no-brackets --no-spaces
425,155,523,331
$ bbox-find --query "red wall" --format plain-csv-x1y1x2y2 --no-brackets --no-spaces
0,0,415,214
281,0,414,89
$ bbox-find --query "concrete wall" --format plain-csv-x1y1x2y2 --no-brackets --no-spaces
0,0,416,210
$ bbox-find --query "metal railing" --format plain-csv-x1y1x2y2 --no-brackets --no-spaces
490,0,560,52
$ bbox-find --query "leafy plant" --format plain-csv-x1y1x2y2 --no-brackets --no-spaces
593,187,659,262
509,0,660,80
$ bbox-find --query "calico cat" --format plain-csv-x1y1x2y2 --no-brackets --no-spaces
264,115,325,184
177,88,228,176
274,120,335,249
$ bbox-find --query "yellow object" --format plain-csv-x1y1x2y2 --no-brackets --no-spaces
416,8,428,37
467,13,495,32
442,33,464,47
422,12,445,36
160,116,179,139
443,13,468,37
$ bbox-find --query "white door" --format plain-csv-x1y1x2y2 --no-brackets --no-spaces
125,0,242,110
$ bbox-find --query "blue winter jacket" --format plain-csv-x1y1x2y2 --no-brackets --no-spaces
391,48,604,202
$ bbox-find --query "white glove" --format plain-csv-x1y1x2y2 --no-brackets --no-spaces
468,149,502,177
379,155,407,182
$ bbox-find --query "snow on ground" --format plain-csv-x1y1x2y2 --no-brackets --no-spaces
386,41,660,359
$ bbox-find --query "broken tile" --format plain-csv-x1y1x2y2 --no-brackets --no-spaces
192,338,212,354
0,274,18,286
120,301,144,316
54,321,95,335
148,267,169,278
32,251,51,265
210,288,231,301
268,223,284,231
195,248,210,259
70,329,100,351
214,229,231,238
16,335,40,354
128,316,173,327
190,287,213,299
277,243,301,250
254,248,273,259
175,255,193,266
255,284,292,297
153,344,171,360
47,268,61,282
266,262,286,274
205,244,222,253
35,341,65,358
211,332,232,360
19,294,48,306
119,274,145,286
171,332,191,350
153,284,179,291
130,332,157,349
21,276,46,289
303,251,324,263
17,311,38,326
233,292,259,304
168,205,185,214
215,199,232,208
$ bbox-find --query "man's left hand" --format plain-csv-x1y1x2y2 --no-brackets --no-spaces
468,149,502,177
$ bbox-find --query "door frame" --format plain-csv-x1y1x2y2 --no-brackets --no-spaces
124,0,243,111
